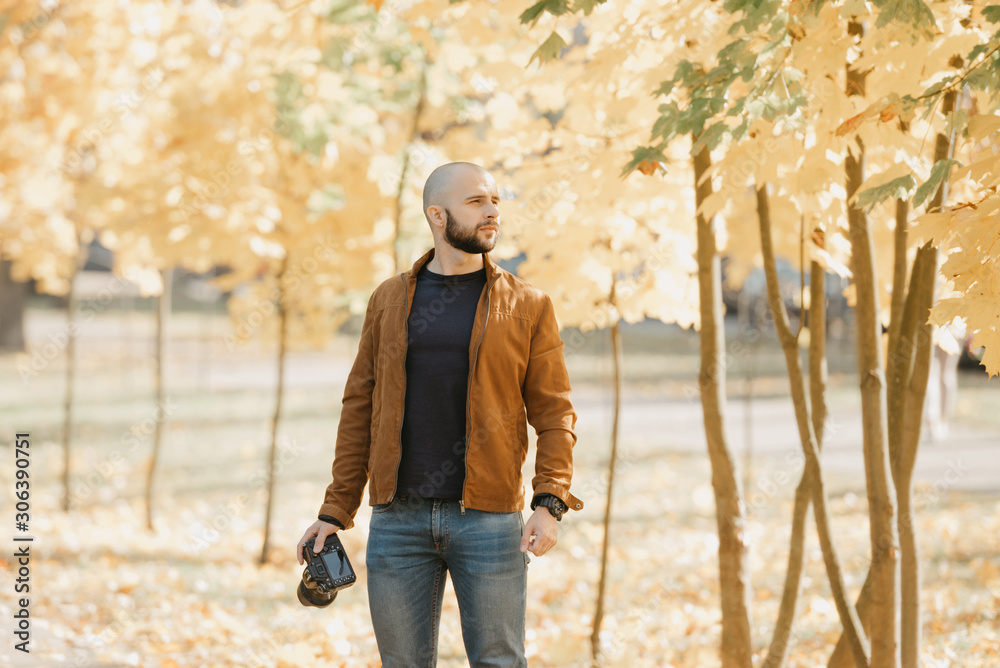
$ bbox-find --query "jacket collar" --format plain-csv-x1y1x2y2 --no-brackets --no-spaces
406,247,503,286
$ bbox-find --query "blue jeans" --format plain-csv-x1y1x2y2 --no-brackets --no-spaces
366,496,529,667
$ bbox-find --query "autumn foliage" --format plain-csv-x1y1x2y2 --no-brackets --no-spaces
1,0,999,666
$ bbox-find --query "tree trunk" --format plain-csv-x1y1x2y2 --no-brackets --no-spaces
260,258,289,565
829,573,875,668
693,142,753,668
895,245,935,668
146,268,172,530
738,288,756,494
845,19,899,668
885,190,912,474
393,62,429,272
61,254,83,511
832,87,958,668
809,265,828,466
897,85,957,667
591,311,623,667
0,254,27,352
761,261,831,668
757,185,870,668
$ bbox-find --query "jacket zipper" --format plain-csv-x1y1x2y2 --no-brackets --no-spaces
460,274,501,514
388,273,409,502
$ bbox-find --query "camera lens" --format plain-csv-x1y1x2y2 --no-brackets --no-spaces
297,577,338,608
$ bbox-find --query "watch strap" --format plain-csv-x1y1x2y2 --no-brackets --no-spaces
531,494,567,521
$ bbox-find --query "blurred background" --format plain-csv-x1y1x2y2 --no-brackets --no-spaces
1,1,999,667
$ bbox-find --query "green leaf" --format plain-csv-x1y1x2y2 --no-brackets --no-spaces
571,0,608,15
676,99,721,138
692,122,728,154
528,30,568,65
873,0,937,36
722,0,752,13
729,0,782,35
983,6,1000,23
760,31,790,57
945,109,969,138
324,0,364,22
717,38,749,65
913,159,960,209
964,65,998,91
621,145,668,178
654,61,694,98
808,0,833,16
274,71,304,101
766,14,789,39
303,129,329,157
918,78,950,100
896,94,921,123
650,102,680,142
727,97,747,117
968,43,991,62
730,115,751,141
519,0,569,26
855,174,917,212
308,185,347,215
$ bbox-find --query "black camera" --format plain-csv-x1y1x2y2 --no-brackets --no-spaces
297,533,357,608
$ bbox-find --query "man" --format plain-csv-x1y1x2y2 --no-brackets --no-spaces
296,161,583,667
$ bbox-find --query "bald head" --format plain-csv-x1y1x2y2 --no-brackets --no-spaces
422,162,491,224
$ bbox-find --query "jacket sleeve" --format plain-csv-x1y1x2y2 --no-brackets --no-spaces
317,294,378,529
523,294,584,513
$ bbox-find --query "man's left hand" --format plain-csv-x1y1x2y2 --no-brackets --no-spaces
520,508,558,556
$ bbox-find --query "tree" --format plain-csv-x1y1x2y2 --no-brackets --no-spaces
511,0,997,665
3,0,393,546
0,255,27,352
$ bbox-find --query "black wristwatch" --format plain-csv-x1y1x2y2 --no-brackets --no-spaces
531,494,568,521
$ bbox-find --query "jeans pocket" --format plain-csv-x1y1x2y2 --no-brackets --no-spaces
517,511,531,567
372,498,396,514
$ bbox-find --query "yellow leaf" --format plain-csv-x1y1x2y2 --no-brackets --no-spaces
968,113,1000,144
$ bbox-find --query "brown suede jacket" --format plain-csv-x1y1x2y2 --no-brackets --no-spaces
318,248,583,529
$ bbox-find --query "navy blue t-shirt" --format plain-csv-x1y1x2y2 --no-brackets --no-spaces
395,264,487,499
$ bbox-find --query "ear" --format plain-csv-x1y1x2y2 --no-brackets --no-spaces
426,205,445,228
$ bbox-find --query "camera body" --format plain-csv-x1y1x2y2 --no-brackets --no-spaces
297,533,357,608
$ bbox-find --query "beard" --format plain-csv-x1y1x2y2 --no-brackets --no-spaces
444,208,499,254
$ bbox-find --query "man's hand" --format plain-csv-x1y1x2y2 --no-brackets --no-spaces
520,508,558,557
296,520,339,565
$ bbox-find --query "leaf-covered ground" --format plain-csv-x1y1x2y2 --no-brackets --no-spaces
2,311,998,667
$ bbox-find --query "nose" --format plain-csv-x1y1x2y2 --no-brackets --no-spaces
486,201,499,219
